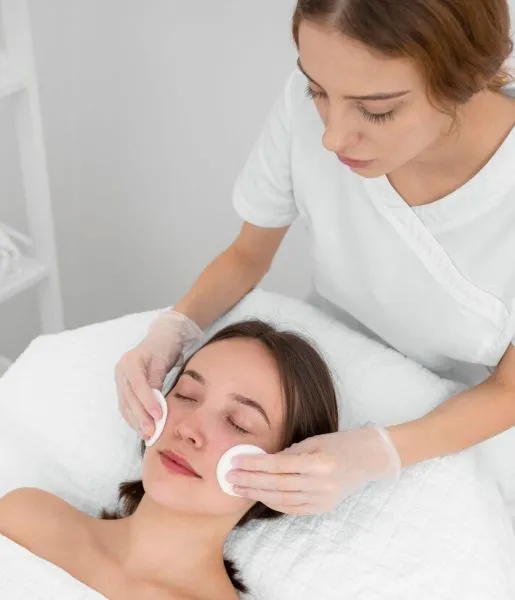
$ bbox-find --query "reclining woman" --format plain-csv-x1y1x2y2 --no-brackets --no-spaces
0,320,339,600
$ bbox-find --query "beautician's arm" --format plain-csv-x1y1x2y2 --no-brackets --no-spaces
389,343,515,466
115,220,289,434
227,337,514,517
174,221,288,328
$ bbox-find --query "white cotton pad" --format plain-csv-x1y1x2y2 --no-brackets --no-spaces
144,389,168,447
216,444,267,496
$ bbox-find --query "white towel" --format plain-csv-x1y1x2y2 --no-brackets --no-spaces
0,535,106,599
1,289,514,599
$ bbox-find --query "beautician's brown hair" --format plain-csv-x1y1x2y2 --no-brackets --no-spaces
293,0,514,115
101,320,339,593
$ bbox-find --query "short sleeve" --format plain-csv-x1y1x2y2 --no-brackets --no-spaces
232,71,299,228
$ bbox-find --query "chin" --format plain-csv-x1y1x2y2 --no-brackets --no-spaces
353,169,385,179
144,476,250,517
351,162,390,178
142,457,251,517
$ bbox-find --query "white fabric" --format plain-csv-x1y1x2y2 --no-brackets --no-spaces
226,455,515,600
0,290,514,599
0,535,251,600
0,535,106,599
233,70,515,379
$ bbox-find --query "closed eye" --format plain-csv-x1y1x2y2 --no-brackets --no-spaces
358,106,396,124
306,84,397,125
227,417,250,435
175,393,250,434
175,393,197,402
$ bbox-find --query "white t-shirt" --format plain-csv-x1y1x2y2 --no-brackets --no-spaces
233,69,515,383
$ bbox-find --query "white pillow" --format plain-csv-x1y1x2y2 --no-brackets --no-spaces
0,289,514,599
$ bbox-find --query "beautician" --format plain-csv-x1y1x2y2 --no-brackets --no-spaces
116,0,515,515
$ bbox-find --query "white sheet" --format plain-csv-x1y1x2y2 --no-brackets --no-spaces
0,534,106,599
226,454,515,599
0,289,514,599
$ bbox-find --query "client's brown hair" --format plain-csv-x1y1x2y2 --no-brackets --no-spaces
101,320,339,593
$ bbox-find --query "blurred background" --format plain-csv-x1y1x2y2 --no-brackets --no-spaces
0,0,311,367
0,0,514,368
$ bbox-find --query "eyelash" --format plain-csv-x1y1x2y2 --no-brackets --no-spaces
304,85,396,125
174,393,250,435
228,420,250,435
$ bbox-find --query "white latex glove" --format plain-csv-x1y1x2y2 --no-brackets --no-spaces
226,426,402,515
115,310,202,438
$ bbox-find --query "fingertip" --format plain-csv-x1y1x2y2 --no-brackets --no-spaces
139,420,154,440
232,486,248,498
133,384,162,421
149,405,162,421
149,389,166,420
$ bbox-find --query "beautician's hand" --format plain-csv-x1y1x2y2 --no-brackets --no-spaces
227,426,402,515
115,310,202,438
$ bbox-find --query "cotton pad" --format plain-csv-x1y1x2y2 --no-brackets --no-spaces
216,444,267,496
144,389,168,447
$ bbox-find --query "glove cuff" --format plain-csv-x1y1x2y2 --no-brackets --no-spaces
372,425,402,480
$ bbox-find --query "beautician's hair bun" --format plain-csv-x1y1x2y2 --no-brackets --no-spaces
293,0,514,114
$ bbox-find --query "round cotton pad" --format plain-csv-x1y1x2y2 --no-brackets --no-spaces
144,389,168,447
216,444,267,496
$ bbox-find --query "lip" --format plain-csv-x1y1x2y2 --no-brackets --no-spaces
159,450,201,478
336,154,375,169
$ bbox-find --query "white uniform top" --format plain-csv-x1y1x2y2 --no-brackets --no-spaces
233,69,515,385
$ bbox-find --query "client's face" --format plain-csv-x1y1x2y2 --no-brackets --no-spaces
142,337,285,518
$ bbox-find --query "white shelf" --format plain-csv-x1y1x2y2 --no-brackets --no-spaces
0,0,64,347
0,255,48,305
0,51,26,98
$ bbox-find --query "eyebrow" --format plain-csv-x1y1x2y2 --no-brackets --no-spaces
182,369,272,428
231,394,271,429
297,59,409,101
183,369,205,384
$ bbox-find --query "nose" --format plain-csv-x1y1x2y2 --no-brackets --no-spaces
322,106,362,154
173,410,207,448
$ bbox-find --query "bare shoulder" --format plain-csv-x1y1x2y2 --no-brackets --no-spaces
0,487,90,558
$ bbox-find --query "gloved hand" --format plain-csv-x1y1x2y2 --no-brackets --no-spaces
115,310,202,438
227,426,402,515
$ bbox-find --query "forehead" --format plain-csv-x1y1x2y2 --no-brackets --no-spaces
184,338,284,418
297,20,422,95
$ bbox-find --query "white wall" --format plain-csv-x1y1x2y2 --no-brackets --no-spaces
1,0,310,361
1,0,515,362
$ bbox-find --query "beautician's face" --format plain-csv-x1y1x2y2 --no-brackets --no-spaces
298,20,453,177
142,338,285,518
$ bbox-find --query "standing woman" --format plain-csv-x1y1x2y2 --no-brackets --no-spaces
116,0,515,516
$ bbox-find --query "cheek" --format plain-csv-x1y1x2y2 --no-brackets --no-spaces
141,448,156,479
400,106,445,141
374,112,440,160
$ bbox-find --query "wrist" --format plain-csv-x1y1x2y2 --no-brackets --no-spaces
387,418,433,468
150,309,203,351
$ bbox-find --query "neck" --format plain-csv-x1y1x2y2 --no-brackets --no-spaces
107,494,238,596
